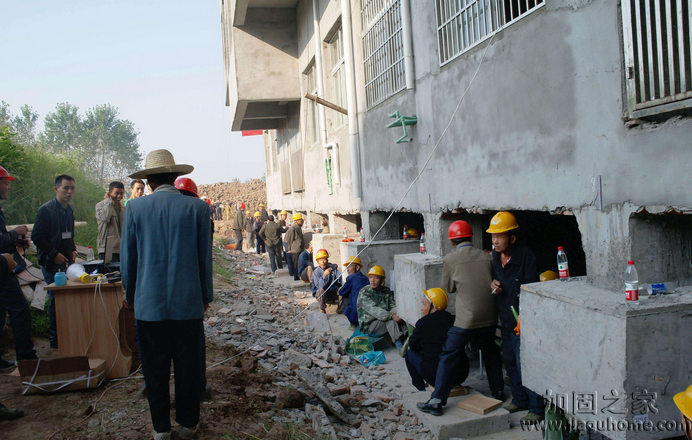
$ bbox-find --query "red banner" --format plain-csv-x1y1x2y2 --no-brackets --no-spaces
242,130,263,137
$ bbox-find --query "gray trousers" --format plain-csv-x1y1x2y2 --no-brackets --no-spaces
246,231,255,248
364,319,408,344
234,229,243,251
316,287,339,311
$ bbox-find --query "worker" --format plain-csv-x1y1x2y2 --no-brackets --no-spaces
297,241,314,284
312,249,342,313
284,213,304,281
231,202,245,252
357,266,408,353
32,174,77,350
259,215,285,273
406,288,468,392
173,176,212,400
338,256,369,328
0,253,26,421
418,221,504,417
253,212,266,254
488,212,544,424
259,203,269,223
244,210,255,251
675,385,692,439
0,165,37,369
122,149,212,440
124,179,145,206
95,181,125,262
278,210,294,276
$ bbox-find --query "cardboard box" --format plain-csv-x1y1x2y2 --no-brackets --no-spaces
17,356,106,395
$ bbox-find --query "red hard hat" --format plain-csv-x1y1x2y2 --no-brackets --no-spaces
239,203,246,209
174,177,198,198
0,166,15,181
448,220,473,239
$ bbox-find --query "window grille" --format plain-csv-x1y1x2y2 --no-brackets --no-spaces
305,66,320,144
435,0,544,66
330,28,347,128
362,0,406,108
622,0,692,118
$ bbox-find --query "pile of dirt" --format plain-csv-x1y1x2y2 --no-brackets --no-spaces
198,179,267,212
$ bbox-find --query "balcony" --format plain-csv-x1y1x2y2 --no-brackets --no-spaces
223,1,301,131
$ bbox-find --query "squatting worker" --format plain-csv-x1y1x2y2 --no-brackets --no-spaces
418,221,504,417
338,256,369,327
284,213,305,281
32,174,77,350
297,241,314,284
0,165,37,369
124,179,145,206
488,211,544,425
357,266,408,354
95,181,125,262
244,210,255,250
312,249,341,313
232,202,245,252
122,149,213,440
258,214,285,273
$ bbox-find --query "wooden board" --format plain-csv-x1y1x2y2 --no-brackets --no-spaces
457,395,503,415
30,281,48,310
46,280,123,291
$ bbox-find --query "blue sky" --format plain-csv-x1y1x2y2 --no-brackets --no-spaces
0,0,264,185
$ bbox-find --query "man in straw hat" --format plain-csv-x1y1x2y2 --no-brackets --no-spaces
121,149,213,440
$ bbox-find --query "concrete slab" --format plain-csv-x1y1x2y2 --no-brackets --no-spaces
403,389,511,440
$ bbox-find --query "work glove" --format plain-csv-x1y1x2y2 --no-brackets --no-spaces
514,316,521,336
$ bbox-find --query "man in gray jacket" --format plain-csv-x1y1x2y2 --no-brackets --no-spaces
258,215,285,273
121,150,212,440
232,202,245,252
95,181,125,261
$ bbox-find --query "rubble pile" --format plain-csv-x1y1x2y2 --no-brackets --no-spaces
198,179,267,211
206,249,434,440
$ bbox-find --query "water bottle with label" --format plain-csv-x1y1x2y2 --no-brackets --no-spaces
420,233,426,254
343,227,348,240
86,246,95,262
625,260,639,302
360,228,365,242
403,224,409,240
557,246,569,281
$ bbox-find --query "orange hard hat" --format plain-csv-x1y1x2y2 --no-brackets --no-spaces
448,220,473,239
174,177,198,198
0,166,15,181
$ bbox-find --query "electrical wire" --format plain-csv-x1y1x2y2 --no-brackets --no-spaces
206,31,498,370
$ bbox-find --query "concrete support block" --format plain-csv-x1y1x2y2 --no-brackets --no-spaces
393,253,444,324
521,280,692,440
341,240,420,288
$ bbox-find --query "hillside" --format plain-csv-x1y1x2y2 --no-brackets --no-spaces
198,179,267,212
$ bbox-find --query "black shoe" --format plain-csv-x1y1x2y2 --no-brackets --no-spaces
0,404,24,421
492,391,506,401
0,360,16,374
417,402,443,416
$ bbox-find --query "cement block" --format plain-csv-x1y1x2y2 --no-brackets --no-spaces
341,240,420,288
521,280,692,440
393,253,445,324
403,390,511,440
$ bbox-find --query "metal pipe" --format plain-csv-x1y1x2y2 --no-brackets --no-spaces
312,0,333,188
401,0,415,90
341,0,363,199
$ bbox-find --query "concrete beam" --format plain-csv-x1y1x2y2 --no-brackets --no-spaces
240,119,279,130
244,102,290,119
233,0,249,26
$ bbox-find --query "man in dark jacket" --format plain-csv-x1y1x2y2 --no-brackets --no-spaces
0,165,36,369
338,256,369,327
406,288,468,391
0,253,26,420
488,212,543,424
32,174,77,349
297,241,314,283
259,215,285,273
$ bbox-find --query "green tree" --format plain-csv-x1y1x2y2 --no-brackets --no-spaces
13,104,39,146
40,103,83,154
0,101,11,129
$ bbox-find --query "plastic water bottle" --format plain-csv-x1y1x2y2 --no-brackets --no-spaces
360,228,365,242
54,270,67,287
420,233,426,254
557,246,569,281
403,224,409,240
343,227,348,240
625,260,639,302
87,246,95,262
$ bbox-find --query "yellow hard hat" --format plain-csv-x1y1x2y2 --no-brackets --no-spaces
367,266,386,278
280,210,288,215
407,228,419,238
315,249,329,260
245,210,251,215
486,211,519,234
293,213,303,221
540,270,559,282
259,203,265,207
254,211,261,217
675,385,692,421
423,288,449,311
344,256,363,267
309,240,313,246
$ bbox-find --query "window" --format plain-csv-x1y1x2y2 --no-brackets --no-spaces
436,0,544,66
622,0,692,119
329,28,347,128
362,0,406,108
306,66,320,144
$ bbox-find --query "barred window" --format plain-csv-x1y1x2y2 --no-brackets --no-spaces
622,0,692,119
436,0,544,66
329,28,347,128
362,0,406,108
306,66,320,145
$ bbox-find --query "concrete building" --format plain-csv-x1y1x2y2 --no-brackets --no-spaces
222,0,692,437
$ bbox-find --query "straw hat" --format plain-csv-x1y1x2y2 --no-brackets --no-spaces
129,149,194,179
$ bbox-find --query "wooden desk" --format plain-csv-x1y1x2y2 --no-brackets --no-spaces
46,280,132,378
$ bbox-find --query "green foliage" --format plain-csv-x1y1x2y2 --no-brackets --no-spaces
30,299,50,339
40,102,83,154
